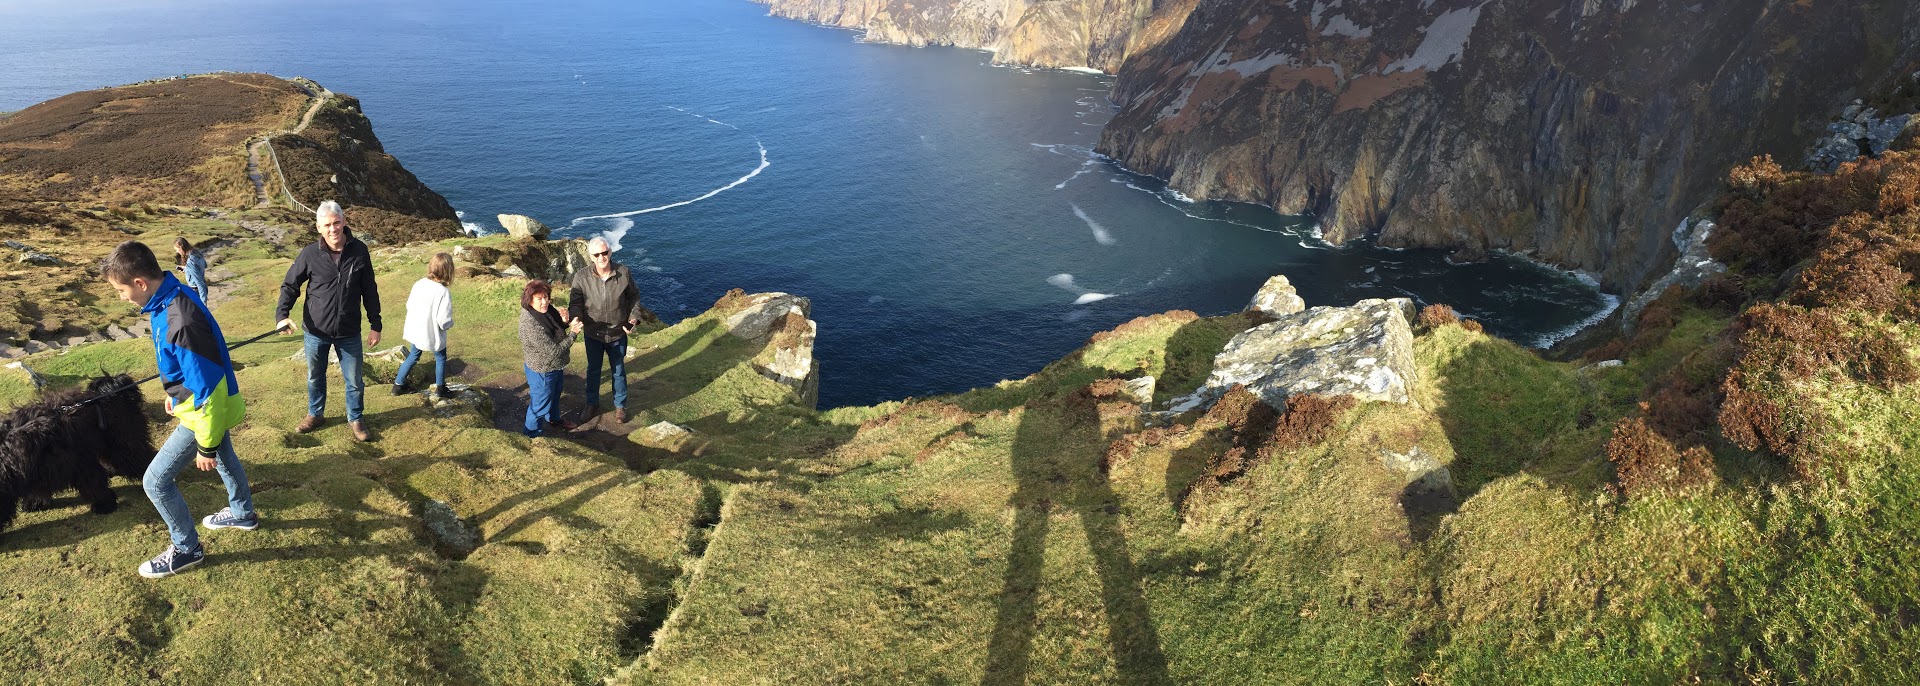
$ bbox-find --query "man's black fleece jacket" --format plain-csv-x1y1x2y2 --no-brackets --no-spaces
276,236,382,339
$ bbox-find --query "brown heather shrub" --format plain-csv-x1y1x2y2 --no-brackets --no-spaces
1880,153,1920,215
1459,318,1483,333
1726,154,1786,197
1646,381,1719,442
1718,371,1796,458
1416,303,1458,330
1851,330,1920,387
1262,394,1357,455
1177,386,1278,509
1583,337,1629,363
1790,213,1915,314
1605,415,1715,496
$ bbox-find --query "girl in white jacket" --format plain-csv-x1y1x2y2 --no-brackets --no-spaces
393,253,455,397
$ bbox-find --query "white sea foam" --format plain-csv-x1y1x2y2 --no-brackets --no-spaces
1530,293,1620,349
1060,66,1105,75
598,217,634,252
1063,309,1091,322
569,140,770,224
1071,203,1116,245
461,222,483,237
1048,273,1116,305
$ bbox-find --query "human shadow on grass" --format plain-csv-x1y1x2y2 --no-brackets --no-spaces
983,364,1171,686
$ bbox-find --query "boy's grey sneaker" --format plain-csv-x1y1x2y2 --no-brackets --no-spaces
202,508,259,531
137,545,204,578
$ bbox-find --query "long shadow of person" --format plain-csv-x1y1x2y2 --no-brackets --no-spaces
983,372,1171,685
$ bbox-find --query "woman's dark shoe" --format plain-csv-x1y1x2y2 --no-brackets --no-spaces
390,384,408,396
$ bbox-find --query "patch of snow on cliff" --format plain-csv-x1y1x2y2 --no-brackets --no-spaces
1382,3,1484,74
1320,14,1372,38
1216,52,1297,78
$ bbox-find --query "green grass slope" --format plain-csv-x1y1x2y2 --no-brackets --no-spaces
6,140,1920,684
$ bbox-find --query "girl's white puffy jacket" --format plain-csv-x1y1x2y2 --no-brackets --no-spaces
401,278,453,352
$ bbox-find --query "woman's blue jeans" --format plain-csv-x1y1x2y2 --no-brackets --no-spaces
523,366,564,437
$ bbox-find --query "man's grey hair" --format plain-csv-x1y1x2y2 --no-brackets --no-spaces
315,200,344,221
587,236,610,252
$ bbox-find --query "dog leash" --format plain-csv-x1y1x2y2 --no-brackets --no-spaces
56,327,284,412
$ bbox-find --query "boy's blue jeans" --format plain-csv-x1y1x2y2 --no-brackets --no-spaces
583,336,627,410
523,366,564,437
304,332,365,422
395,345,447,389
144,425,253,554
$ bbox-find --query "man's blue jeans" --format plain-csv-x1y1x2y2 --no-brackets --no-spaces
584,336,628,411
523,366,564,437
304,332,365,422
144,425,253,554
395,345,447,389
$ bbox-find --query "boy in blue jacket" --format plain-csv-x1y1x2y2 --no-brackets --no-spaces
103,241,258,578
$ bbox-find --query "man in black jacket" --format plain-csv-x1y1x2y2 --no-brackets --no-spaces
568,236,645,424
276,201,381,442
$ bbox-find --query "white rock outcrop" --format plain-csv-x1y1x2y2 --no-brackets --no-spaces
1245,274,1306,317
497,214,551,240
717,292,821,408
1172,297,1420,412
1622,216,1724,332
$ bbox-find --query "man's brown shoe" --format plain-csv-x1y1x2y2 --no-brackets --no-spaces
296,415,323,434
614,409,629,424
349,420,370,442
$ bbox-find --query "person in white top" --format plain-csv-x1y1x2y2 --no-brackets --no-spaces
393,253,456,397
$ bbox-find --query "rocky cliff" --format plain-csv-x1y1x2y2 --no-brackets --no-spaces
752,0,1197,72
1100,0,1920,289
763,0,1920,291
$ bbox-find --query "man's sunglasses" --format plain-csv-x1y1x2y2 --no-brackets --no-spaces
590,251,611,258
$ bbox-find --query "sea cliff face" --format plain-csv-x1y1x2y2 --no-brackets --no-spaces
752,0,1196,72
760,0,1920,290
1100,0,1920,289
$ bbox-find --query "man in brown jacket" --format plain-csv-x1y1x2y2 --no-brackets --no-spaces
567,237,646,424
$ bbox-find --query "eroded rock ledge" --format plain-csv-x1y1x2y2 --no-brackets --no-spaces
1172,275,1419,413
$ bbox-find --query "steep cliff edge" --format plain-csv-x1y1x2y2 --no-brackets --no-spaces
1098,0,1920,289
0,73,460,244
752,0,1197,72
759,0,1920,291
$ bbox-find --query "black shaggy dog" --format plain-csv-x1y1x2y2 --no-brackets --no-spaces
0,374,156,533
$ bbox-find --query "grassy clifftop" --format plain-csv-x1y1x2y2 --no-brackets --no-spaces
1,88,1918,684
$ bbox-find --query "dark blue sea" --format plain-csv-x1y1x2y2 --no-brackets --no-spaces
0,0,1616,407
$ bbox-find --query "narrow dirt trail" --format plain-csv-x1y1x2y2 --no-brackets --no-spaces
247,84,335,209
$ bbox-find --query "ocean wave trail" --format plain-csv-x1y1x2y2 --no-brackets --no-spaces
569,139,770,225
1071,202,1116,245
1047,273,1115,305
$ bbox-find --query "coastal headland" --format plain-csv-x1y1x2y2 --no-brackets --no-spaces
1,67,1919,684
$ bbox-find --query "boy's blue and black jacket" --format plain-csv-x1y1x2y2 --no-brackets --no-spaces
143,272,245,455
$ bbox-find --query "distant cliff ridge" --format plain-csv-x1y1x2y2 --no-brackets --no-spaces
751,0,1197,73
762,0,1920,291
